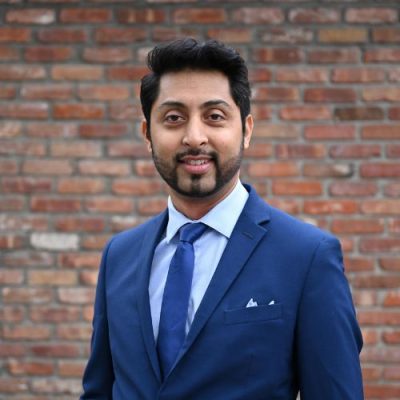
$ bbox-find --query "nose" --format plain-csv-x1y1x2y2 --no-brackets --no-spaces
182,118,208,148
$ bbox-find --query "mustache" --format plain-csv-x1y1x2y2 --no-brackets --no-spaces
175,149,218,162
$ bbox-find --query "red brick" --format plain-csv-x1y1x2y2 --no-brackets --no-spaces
116,8,166,23
0,103,48,119
373,28,400,43
0,159,18,175
308,48,360,64
21,84,73,100
330,144,381,159
383,331,400,344
55,216,105,232
0,140,46,157
231,7,283,24
83,47,133,63
85,197,133,214
346,8,398,23
244,143,273,158
135,160,159,177
304,125,355,141
0,215,48,231
276,144,326,159
2,251,54,268
2,288,53,304
30,377,82,395
22,160,73,175
384,291,400,307
387,144,400,158
78,124,129,139
6,9,55,24
0,46,19,60
57,324,92,341
304,200,357,214
60,8,111,23
57,178,104,194
0,27,31,42
0,344,25,357
206,28,252,44
27,123,78,138
31,197,81,213
138,198,167,215
28,270,77,286
361,163,400,178
58,360,86,377
385,183,400,198
0,122,21,138
38,28,87,43
247,162,299,177
363,88,400,102
360,238,400,252
280,106,330,120
304,163,353,178
331,219,384,234
24,46,72,62
272,181,322,196
0,269,23,285
80,270,99,286
361,332,380,347
112,179,162,195
3,325,51,340
344,258,374,273
107,66,148,81
58,287,95,304
0,197,24,212
151,27,200,43
0,378,28,393
111,216,143,232
332,68,385,83
7,360,54,376
389,107,400,120
248,104,271,121
289,8,340,23
109,102,143,121
173,8,226,24
305,88,356,103
0,305,24,322
79,160,131,176
251,123,299,139
362,125,400,140
365,49,400,63
30,344,80,358
252,48,302,64
0,86,16,99
52,65,103,80
361,200,400,215
334,107,384,121
329,182,377,197
59,252,101,269
275,68,328,83
78,85,130,101
30,306,80,322
259,27,313,44
95,27,146,43
253,87,299,102
53,103,105,120
268,199,300,215
108,142,149,157
384,367,400,381
51,141,102,158
318,28,367,43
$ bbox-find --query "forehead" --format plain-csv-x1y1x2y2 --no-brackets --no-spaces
155,70,234,108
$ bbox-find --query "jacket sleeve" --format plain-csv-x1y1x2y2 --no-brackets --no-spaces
81,239,115,400
295,236,364,399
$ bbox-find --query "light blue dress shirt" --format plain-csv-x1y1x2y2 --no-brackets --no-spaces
149,180,249,340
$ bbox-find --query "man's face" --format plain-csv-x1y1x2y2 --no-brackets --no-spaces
142,70,253,201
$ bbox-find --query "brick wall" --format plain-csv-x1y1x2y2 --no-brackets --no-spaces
0,1,399,398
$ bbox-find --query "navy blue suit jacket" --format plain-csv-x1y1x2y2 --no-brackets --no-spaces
81,185,363,399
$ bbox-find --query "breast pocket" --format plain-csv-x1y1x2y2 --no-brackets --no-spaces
224,304,282,325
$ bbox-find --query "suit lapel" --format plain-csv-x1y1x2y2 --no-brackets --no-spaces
136,211,168,383
177,186,271,364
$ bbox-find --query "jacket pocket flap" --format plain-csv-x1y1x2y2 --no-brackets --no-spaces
224,304,282,325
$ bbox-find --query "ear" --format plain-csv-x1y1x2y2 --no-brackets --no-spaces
141,119,152,152
243,114,253,150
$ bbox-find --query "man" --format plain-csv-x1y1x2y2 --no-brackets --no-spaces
81,38,364,399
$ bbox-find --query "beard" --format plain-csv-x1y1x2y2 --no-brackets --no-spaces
151,141,244,199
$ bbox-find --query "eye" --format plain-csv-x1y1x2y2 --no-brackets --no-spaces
207,112,225,122
164,114,184,123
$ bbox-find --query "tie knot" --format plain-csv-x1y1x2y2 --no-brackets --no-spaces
179,223,207,244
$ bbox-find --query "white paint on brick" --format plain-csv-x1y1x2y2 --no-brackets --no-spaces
30,233,79,251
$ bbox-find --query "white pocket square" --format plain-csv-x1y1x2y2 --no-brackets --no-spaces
246,298,258,308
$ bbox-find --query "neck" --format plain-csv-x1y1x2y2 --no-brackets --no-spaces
169,178,239,220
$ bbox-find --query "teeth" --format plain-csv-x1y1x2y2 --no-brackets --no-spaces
187,159,208,165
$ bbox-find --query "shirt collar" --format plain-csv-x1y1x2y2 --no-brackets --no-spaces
165,180,249,243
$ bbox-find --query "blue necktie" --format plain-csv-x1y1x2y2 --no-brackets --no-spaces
157,222,207,377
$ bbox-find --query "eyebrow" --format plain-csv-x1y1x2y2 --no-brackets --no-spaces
157,99,232,111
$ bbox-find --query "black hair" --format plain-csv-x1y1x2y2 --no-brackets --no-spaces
140,38,251,135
